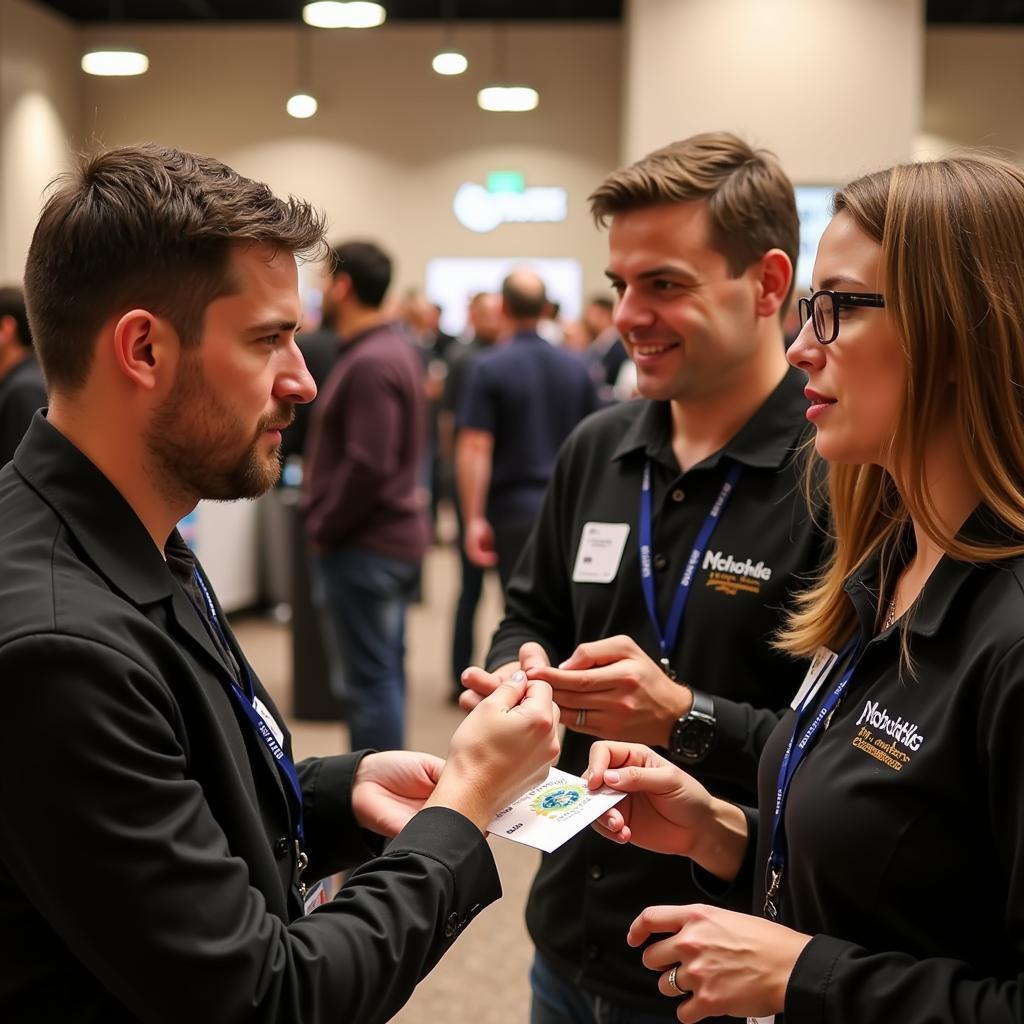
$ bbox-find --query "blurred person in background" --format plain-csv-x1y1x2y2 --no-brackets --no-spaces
0,285,46,466
440,291,505,702
456,269,600,590
582,294,629,403
302,241,428,751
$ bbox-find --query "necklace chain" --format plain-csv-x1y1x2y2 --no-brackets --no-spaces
882,593,898,631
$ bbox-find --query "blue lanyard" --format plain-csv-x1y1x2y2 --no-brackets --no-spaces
193,570,306,850
639,458,743,675
763,635,861,919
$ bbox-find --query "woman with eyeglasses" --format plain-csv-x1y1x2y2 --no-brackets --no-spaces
582,152,1024,1024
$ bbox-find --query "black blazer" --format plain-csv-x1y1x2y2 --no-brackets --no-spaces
0,415,499,1023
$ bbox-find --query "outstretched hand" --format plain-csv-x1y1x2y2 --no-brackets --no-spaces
351,751,446,838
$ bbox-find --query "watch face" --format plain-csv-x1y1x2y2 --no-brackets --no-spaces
677,718,715,760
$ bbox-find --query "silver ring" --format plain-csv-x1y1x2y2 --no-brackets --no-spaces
575,708,587,728
666,964,683,996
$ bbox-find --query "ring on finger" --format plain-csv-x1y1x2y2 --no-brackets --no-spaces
666,964,683,996
575,708,587,728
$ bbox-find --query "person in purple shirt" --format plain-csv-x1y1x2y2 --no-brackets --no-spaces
302,241,428,751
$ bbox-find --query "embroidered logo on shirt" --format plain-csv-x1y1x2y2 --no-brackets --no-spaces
851,699,925,771
702,549,773,596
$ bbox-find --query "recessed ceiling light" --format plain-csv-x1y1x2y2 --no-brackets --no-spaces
432,50,468,76
477,86,539,113
286,93,319,119
302,2,386,29
81,49,149,76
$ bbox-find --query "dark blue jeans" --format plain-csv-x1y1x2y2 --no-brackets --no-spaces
530,954,680,1024
310,545,420,751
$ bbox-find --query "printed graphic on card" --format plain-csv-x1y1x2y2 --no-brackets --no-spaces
487,767,626,853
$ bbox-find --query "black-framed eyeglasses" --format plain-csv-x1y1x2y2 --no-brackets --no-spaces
797,289,886,345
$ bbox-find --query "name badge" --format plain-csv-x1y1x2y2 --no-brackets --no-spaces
789,646,838,711
253,696,285,747
748,1017,775,1024
572,522,630,583
304,880,329,915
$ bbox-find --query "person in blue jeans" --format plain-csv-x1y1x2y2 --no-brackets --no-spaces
303,241,429,750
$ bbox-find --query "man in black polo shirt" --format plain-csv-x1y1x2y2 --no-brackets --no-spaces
456,269,599,589
462,133,827,1023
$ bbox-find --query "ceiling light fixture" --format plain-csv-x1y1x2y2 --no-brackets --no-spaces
433,50,468,75
286,93,318,119
302,2,386,29
81,48,149,77
432,0,467,76
477,25,537,113
477,85,538,112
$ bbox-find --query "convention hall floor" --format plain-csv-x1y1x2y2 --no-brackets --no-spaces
232,536,539,1024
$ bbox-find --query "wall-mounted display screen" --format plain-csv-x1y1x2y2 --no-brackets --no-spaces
426,257,582,337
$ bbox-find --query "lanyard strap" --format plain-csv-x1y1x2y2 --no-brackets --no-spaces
639,458,743,669
763,635,861,918
194,570,306,848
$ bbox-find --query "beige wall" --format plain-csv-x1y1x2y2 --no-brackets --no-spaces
80,22,622,302
0,0,81,281
920,27,1024,160
623,0,924,184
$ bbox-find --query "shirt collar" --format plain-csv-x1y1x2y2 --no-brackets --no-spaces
612,365,810,472
843,505,1013,639
13,412,178,606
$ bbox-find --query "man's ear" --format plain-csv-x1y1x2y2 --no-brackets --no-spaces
752,248,794,319
330,273,353,306
111,309,177,391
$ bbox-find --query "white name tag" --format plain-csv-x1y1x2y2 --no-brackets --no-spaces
572,522,631,583
789,646,838,711
748,1017,775,1024
253,696,285,747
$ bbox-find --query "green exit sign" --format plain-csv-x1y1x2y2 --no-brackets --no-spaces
486,171,525,194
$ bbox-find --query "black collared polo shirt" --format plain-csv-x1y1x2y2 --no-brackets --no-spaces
487,365,827,1011
754,513,1024,1024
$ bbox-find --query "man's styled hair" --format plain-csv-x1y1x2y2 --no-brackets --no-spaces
331,241,392,309
502,271,547,320
24,143,328,392
0,287,32,348
589,132,799,304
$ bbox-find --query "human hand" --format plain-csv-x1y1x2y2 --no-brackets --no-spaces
459,643,550,713
586,742,711,856
427,672,561,832
526,635,689,744
628,904,811,1023
464,517,499,568
351,750,445,838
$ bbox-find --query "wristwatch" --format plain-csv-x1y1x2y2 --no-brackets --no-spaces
669,688,717,763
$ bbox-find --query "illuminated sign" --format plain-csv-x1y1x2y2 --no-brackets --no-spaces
453,172,568,233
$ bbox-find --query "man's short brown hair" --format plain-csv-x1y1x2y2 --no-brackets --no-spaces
589,132,799,302
24,143,328,392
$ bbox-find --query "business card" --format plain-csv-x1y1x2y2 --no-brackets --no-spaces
487,767,626,853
